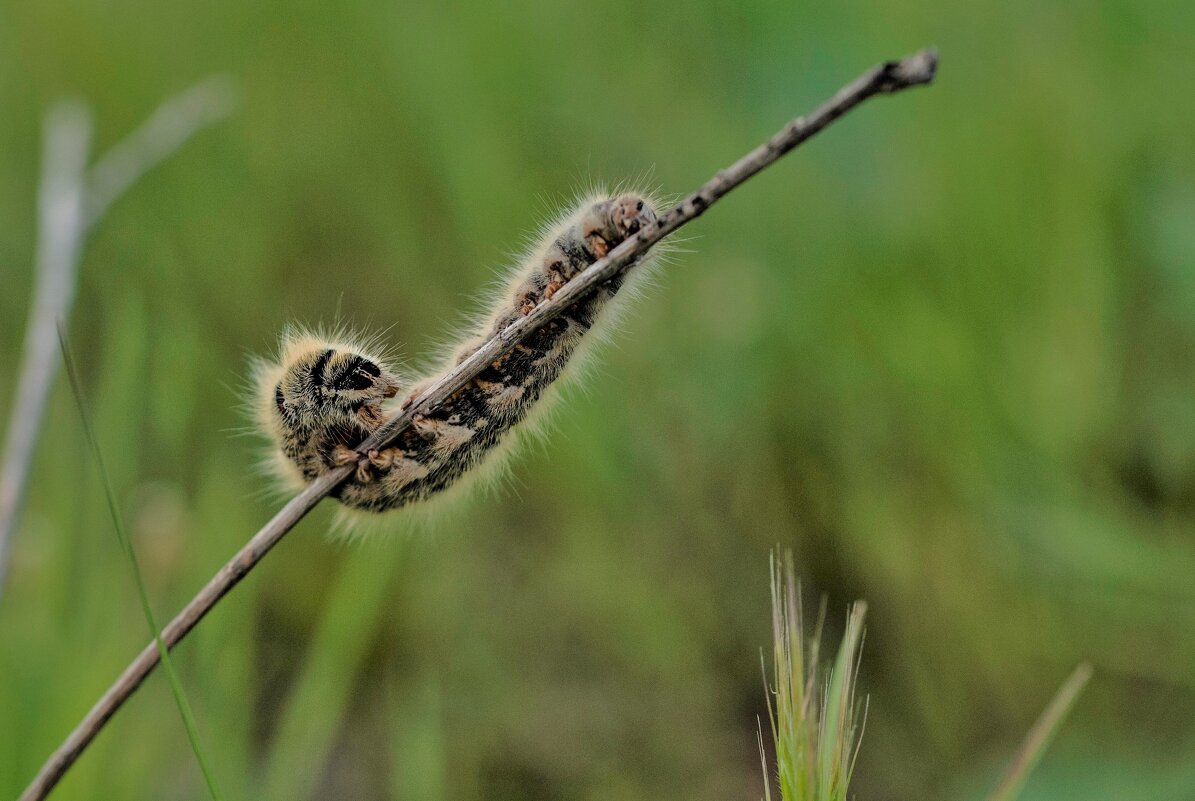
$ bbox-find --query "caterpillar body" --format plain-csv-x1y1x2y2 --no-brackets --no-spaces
253,190,660,519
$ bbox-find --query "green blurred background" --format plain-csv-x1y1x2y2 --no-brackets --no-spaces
2,1,1194,799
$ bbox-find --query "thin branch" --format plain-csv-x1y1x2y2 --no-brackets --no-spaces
0,78,237,600
985,662,1094,801
17,48,937,801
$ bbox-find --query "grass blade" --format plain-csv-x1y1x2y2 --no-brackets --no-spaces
763,550,867,801
816,600,865,800
58,324,225,801
985,662,1093,801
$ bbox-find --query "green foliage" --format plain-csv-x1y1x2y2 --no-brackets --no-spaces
762,552,866,801
58,327,224,800
759,550,1091,801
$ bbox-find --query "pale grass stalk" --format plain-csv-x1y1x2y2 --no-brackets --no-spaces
0,77,237,599
985,663,1094,801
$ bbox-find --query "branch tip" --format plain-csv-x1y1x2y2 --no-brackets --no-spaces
879,47,939,92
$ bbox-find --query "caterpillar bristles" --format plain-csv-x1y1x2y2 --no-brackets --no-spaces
250,188,668,534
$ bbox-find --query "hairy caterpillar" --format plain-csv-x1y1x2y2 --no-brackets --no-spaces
253,190,660,520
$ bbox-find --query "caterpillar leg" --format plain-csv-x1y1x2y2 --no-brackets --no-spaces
333,443,375,484
366,446,400,470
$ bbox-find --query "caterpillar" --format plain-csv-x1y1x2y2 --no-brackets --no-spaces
252,190,661,521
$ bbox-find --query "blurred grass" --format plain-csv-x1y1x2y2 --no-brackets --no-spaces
2,1,1195,799
986,663,1093,801
58,327,224,800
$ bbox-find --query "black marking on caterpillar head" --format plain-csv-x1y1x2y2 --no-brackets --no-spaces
310,348,334,388
345,372,372,391
332,355,381,391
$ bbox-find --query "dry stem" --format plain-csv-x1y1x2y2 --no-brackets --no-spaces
0,77,237,599
17,48,936,801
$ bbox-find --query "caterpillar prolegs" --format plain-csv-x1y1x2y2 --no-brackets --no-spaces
253,191,660,518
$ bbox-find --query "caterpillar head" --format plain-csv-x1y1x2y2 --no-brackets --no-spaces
268,338,402,433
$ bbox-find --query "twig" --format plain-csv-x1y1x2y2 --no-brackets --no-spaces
985,663,1093,801
0,78,237,600
17,48,937,801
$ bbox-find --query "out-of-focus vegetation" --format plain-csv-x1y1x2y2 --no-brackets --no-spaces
763,553,867,801
59,330,226,800
2,1,1194,800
